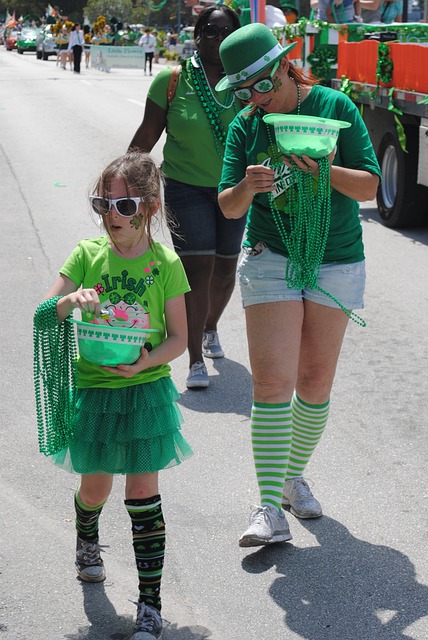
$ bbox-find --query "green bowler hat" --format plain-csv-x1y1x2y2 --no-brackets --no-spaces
280,0,298,10
216,23,298,92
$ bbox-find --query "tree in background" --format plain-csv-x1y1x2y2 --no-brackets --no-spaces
84,0,132,23
0,0,88,23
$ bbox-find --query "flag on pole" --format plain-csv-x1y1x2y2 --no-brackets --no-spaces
46,4,57,17
4,10,17,27
249,0,266,23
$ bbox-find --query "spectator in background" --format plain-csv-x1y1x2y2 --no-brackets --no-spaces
360,0,382,21
280,0,299,23
68,23,84,74
83,24,92,68
360,0,402,21
381,0,403,21
310,0,319,19
319,0,361,22
153,30,161,63
57,25,71,70
139,27,156,76
169,31,178,50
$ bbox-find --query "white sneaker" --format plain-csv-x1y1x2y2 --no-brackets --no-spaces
239,505,292,547
282,477,322,519
202,330,224,358
186,361,209,389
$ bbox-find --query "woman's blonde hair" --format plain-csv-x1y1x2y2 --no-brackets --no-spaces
92,151,166,250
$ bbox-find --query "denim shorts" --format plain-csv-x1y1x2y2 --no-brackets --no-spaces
238,243,366,310
165,178,246,257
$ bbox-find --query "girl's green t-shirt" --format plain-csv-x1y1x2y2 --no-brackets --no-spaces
219,84,382,264
60,238,190,389
148,58,241,187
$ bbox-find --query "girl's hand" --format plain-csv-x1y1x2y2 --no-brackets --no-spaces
244,164,276,194
66,288,102,316
101,347,150,378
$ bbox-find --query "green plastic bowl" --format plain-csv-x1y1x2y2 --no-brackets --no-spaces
263,114,351,159
69,319,159,366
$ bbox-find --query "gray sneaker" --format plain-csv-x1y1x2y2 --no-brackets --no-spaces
75,536,106,582
239,505,292,547
186,361,209,389
282,477,322,519
131,602,163,640
202,330,224,358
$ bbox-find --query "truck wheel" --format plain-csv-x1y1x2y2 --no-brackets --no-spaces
376,127,427,228
18,48,23,54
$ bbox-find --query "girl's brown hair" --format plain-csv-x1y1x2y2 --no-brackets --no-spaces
92,151,165,250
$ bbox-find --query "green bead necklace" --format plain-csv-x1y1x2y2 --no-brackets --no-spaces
264,83,366,326
190,52,238,158
33,297,78,456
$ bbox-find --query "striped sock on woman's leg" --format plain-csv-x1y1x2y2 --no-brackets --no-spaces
251,402,292,511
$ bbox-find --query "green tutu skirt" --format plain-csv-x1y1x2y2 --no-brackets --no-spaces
52,377,193,474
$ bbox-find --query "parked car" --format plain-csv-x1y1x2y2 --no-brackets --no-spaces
17,28,40,54
35,25,58,60
5,29,20,51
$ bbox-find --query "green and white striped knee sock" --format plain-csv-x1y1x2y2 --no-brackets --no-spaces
251,402,292,511
285,393,330,480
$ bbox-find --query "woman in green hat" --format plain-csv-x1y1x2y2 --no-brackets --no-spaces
217,23,381,547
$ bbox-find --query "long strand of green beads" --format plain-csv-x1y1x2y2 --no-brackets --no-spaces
33,297,78,455
268,159,366,326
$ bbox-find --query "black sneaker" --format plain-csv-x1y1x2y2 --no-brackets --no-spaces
75,536,106,582
131,602,163,639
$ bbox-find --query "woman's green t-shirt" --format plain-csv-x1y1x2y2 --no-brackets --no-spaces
218,85,382,264
148,58,241,187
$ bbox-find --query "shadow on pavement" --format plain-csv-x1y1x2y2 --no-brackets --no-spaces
178,357,253,418
359,207,428,246
63,582,213,640
162,621,213,638
241,515,428,639
63,581,131,640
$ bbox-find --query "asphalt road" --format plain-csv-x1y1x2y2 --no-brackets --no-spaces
1,48,428,640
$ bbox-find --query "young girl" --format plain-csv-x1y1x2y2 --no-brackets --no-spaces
34,152,192,640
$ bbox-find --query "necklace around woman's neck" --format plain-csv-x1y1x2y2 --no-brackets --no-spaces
296,81,301,115
190,51,238,158
193,51,235,110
